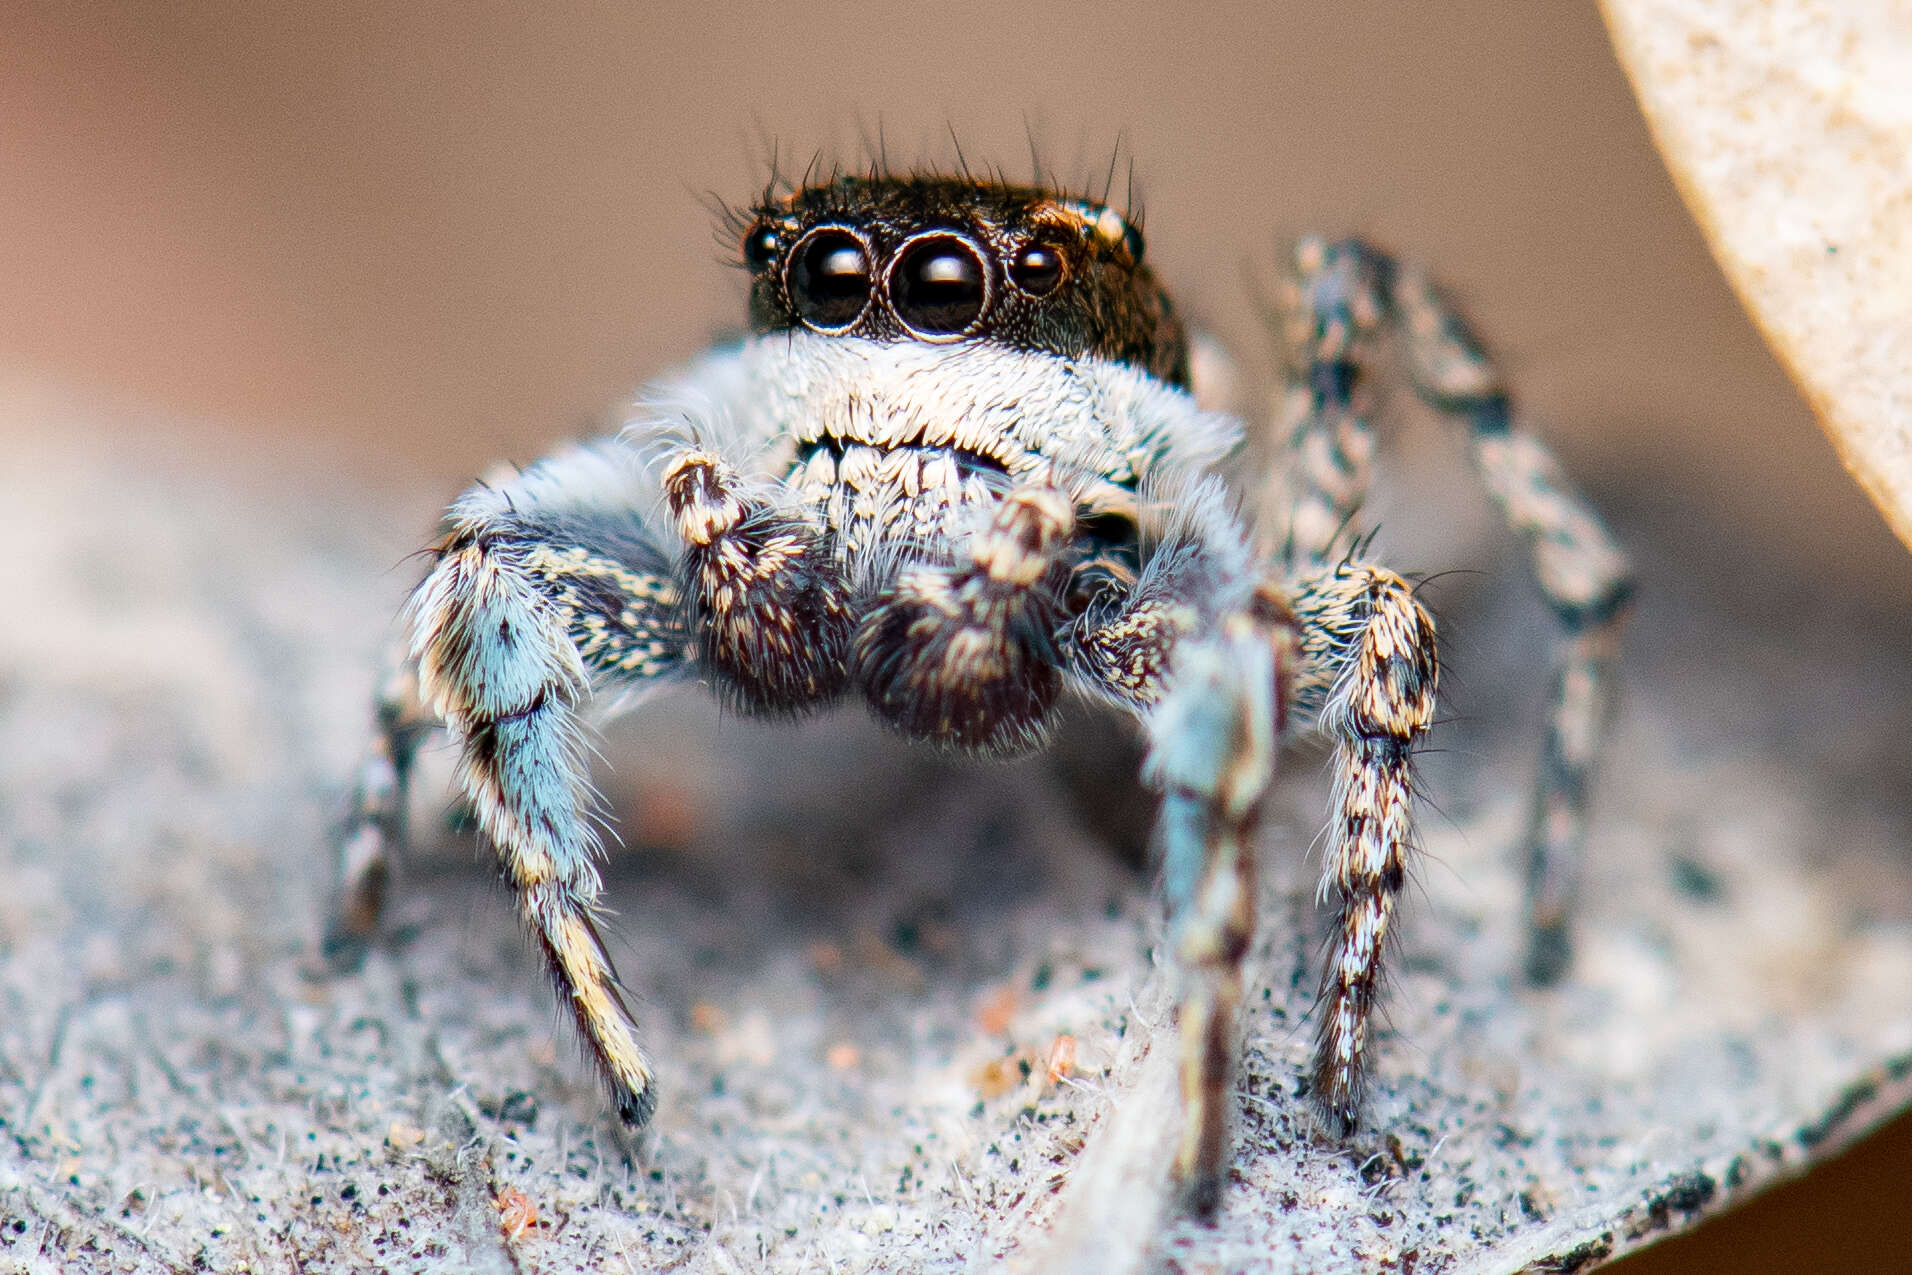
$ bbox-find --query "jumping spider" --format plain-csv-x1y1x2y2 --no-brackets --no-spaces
326,170,1632,1216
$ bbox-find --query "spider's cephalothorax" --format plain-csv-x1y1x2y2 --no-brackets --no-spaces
741,175,1188,386
326,173,1633,1218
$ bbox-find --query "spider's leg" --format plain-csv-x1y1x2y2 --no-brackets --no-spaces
1262,235,1389,565
324,647,433,969
409,442,693,1127
1292,557,1438,1135
1067,486,1293,1217
1141,609,1289,1218
1385,264,1635,984
853,485,1073,754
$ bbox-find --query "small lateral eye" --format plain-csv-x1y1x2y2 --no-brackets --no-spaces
742,222,781,273
1009,242,1064,296
787,227,873,330
1121,222,1146,265
888,234,990,337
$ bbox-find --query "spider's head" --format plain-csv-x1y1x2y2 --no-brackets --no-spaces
734,176,1189,388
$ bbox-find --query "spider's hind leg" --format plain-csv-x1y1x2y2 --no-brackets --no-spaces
1263,235,1388,566
1385,263,1635,984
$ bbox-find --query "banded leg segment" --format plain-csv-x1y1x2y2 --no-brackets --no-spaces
405,455,692,1127
1294,560,1437,1133
1387,266,1635,982
1264,235,1388,565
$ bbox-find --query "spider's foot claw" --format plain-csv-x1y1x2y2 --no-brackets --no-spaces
322,821,391,972
1183,1168,1224,1222
319,920,372,973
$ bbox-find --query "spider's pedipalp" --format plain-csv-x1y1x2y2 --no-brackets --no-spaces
1293,559,1437,1134
663,447,855,714
854,484,1074,753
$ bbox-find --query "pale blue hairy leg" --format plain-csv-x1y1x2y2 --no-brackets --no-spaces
1144,627,1276,1217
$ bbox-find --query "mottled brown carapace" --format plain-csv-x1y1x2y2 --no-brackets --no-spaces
328,174,1633,1220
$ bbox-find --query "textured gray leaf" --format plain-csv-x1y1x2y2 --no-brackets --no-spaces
2,400,1909,1273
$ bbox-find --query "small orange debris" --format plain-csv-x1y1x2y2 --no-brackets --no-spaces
825,1042,861,1070
918,920,961,957
689,1000,727,1035
384,1123,426,1151
971,1046,1043,1100
972,1054,1023,1099
495,1186,540,1240
976,985,1019,1036
1045,1034,1078,1085
853,930,925,991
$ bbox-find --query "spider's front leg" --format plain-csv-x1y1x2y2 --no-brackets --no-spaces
404,438,851,1127
329,442,707,1127
408,444,705,1124
1143,608,1291,1217
1071,493,1296,1217
1291,557,1438,1134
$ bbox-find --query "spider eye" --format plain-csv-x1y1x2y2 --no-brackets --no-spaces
742,222,781,273
1009,242,1064,296
1121,223,1146,265
889,234,990,337
787,228,873,331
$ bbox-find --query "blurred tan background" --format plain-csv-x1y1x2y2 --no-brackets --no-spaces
2,2,1907,1269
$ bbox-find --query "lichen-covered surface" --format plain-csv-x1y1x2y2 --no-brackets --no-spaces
3,395,1911,1273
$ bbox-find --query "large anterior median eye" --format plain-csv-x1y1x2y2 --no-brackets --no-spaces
787,227,872,330
888,234,990,338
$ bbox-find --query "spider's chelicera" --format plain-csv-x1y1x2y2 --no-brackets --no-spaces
326,171,1633,1217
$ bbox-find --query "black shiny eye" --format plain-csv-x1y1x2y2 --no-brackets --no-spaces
742,222,780,273
888,234,989,337
787,228,872,330
1009,242,1064,296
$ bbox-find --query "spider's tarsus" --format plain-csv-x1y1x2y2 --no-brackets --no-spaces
1524,920,1574,987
